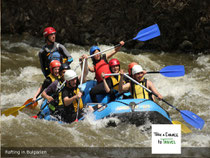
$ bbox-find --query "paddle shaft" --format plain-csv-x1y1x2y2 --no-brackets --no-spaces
104,72,163,76
88,39,132,59
104,65,185,77
104,72,169,75
74,45,120,71
1,97,43,117
74,40,128,71
75,24,160,71
147,71,160,74
25,97,42,108
124,74,205,130
75,58,86,121
123,74,181,111
17,97,42,112
104,73,120,76
37,80,66,115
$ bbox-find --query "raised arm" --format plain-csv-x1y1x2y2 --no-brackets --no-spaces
118,70,130,93
88,65,95,72
106,41,125,60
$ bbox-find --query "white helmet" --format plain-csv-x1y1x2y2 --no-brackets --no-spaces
132,65,143,75
64,70,78,81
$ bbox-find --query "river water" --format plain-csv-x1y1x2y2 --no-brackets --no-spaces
1,34,210,156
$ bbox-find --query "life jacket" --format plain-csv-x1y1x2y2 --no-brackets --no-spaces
47,73,58,83
94,59,111,83
72,88,84,112
43,43,68,70
131,78,153,100
110,75,121,91
45,75,62,109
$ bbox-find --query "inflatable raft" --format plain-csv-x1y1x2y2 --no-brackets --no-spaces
37,80,172,125
84,98,172,126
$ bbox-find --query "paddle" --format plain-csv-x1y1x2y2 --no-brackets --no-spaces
22,98,38,109
75,58,86,122
172,120,192,133
1,98,37,117
104,65,185,78
74,24,160,71
36,80,66,118
123,73,205,130
88,24,160,59
147,65,185,77
1,97,42,117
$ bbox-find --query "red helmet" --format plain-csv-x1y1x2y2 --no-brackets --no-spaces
43,27,56,38
50,60,61,73
128,62,138,75
109,58,120,67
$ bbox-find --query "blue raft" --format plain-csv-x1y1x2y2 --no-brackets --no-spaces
84,99,172,126
38,80,172,125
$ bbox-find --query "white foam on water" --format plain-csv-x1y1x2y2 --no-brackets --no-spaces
1,87,38,108
196,54,210,68
2,40,31,52
1,38,210,148
81,110,120,129
182,133,210,147
1,114,18,122
1,53,12,60
16,66,43,82
1,66,44,108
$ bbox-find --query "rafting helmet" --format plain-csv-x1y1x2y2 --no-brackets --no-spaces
43,27,56,38
64,70,78,81
59,63,71,72
90,46,100,55
49,60,61,73
128,62,138,75
109,58,120,67
132,65,143,75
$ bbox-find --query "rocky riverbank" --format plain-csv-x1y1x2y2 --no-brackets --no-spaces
2,0,210,53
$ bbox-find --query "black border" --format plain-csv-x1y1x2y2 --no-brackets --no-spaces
1,147,210,158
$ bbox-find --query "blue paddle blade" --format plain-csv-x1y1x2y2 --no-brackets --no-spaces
133,24,160,41
160,65,185,77
180,110,205,130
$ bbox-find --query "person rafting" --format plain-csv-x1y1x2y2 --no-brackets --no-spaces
88,41,125,83
89,58,126,103
40,62,71,121
32,60,61,103
62,55,88,123
39,27,73,77
119,63,163,101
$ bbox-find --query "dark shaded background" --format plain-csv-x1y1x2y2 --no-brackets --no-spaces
1,0,210,53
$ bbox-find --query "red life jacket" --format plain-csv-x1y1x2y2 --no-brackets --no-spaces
94,59,111,83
